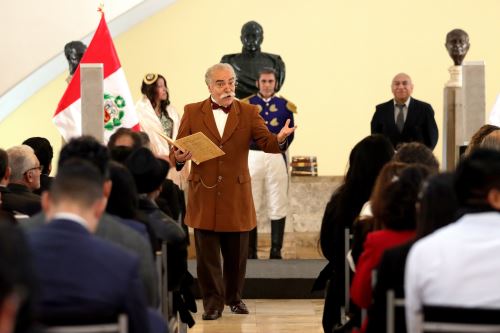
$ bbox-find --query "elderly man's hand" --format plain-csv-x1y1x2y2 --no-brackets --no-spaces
174,148,192,163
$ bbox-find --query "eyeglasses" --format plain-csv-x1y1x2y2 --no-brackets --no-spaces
24,165,42,174
214,80,238,89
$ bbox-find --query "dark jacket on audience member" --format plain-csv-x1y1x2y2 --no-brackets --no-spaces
2,183,41,216
138,196,186,289
27,219,150,333
21,212,158,307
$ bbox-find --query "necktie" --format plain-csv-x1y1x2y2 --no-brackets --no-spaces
211,101,231,114
396,104,405,132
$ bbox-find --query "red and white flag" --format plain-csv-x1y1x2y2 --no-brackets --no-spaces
53,11,140,142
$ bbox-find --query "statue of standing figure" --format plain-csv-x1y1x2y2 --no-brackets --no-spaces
221,21,286,99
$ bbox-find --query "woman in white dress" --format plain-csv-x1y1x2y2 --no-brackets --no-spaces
135,73,188,188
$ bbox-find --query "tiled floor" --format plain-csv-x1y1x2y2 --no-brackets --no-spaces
188,299,325,333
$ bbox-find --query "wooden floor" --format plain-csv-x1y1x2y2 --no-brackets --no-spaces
188,299,324,333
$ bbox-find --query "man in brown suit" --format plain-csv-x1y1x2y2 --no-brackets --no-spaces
171,63,296,320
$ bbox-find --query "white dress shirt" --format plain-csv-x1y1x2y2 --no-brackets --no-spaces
405,211,500,333
211,97,229,137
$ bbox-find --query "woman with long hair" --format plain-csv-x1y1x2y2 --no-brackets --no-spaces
135,73,187,187
317,134,394,333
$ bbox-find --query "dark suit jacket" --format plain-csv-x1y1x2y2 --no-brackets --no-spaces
371,98,438,150
21,212,158,307
27,219,149,333
2,183,41,216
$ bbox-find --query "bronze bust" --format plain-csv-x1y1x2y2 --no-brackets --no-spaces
221,21,285,99
445,29,470,66
64,41,87,75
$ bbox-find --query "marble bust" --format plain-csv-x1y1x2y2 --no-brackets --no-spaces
221,21,286,99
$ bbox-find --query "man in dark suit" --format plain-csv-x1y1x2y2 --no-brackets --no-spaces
371,73,438,150
27,159,151,333
171,63,296,320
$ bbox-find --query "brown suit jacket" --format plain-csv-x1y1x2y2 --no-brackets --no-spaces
172,97,282,232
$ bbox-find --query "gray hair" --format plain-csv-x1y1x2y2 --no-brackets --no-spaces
7,145,37,181
205,63,236,85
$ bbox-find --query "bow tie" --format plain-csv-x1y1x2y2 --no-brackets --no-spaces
211,101,231,114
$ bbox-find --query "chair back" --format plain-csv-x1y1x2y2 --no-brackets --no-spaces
45,314,127,333
421,305,500,333
386,289,405,333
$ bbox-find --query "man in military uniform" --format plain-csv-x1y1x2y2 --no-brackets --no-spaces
242,68,296,259
221,21,285,99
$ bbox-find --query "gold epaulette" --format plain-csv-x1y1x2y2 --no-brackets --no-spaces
240,94,255,104
280,95,297,113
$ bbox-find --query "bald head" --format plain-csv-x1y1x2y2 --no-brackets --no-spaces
391,73,414,104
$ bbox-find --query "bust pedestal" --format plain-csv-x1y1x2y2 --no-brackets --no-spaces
446,66,463,88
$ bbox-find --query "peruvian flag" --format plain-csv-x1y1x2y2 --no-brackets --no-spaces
53,11,140,142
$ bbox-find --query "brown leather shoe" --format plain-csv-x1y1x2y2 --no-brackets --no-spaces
229,301,249,314
202,310,221,320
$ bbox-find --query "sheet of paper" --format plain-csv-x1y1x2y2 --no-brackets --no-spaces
154,130,225,164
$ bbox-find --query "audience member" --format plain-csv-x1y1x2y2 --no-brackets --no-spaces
137,131,152,150
107,161,151,243
107,128,142,151
392,142,439,172
351,165,430,316
371,73,439,150
480,129,500,151
463,124,499,156
405,149,500,333
350,161,409,264
366,173,458,333
27,159,154,332
317,134,394,332
22,136,158,307
126,147,195,326
0,149,11,208
0,221,38,333
2,145,41,216
22,137,54,195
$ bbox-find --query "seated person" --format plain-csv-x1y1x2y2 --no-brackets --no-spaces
27,159,166,333
366,173,458,333
405,149,500,333
3,145,41,217
350,165,431,331
22,137,54,195
22,136,158,308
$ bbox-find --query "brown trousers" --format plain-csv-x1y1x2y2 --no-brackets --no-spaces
194,229,249,312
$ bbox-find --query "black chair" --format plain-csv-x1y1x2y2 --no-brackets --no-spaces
421,305,500,332
156,241,188,333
